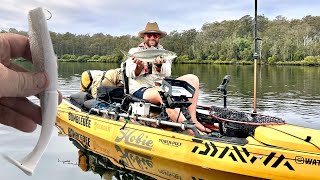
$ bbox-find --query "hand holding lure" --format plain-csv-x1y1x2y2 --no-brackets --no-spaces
3,7,58,175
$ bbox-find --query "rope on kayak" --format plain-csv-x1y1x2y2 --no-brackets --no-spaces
267,126,320,151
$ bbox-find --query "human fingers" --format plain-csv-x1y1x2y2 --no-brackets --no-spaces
154,57,160,64
133,58,143,66
155,56,162,64
137,61,143,66
0,33,32,64
136,59,143,66
0,97,42,125
0,63,48,97
58,91,62,104
155,57,165,64
0,94,62,127
0,104,37,132
132,57,140,63
159,57,166,63
7,63,62,104
132,57,137,63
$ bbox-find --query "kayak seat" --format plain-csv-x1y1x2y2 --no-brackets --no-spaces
70,90,128,112
70,91,94,111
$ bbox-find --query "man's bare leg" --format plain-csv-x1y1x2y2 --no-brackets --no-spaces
143,87,184,122
143,77,211,133
177,74,211,133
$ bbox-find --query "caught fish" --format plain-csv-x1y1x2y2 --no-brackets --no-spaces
121,48,177,63
3,7,58,176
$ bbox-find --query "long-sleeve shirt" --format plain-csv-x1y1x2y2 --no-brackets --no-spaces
125,46,172,95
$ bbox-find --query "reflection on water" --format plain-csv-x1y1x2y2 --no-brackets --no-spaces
76,145,156,180
66,136,259,180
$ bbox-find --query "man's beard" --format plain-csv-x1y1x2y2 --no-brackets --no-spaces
146,40,158,47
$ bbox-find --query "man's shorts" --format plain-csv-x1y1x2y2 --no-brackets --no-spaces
132,87,150,99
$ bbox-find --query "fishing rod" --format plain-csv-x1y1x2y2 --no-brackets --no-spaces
253,0,259,113
90,108,201,137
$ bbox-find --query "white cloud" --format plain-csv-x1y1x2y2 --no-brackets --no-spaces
1,0,319,36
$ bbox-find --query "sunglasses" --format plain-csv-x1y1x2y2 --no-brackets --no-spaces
145,33,160,38
155,64,162,68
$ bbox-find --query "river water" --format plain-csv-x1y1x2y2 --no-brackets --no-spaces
0,62,319,179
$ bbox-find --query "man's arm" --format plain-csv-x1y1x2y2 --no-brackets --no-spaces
133,57,144,76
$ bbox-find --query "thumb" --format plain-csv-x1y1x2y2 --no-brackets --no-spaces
0,64,48,97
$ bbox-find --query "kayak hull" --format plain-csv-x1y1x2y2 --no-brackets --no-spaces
56,101,320,180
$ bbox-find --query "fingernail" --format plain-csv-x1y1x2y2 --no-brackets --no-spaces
34,72,47,89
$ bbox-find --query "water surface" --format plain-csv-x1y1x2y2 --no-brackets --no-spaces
0,62,319,179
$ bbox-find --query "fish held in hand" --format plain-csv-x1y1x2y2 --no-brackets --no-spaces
122,48,177,63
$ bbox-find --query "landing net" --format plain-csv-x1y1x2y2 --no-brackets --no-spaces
209,106,285,126
209,106,285,135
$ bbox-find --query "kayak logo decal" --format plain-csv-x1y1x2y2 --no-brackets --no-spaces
295,156,320,166
191,142,294,171
263,152,294,170
93,121,111,132
68,112,91,128
159,139,182,147
159,169,182,180
115,129,153,150
68,128,91,148
115,145,153,170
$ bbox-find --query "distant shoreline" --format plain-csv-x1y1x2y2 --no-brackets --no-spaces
14,58,319,66
55,59,320,66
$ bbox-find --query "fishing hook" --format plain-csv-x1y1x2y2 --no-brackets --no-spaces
45,9,52,20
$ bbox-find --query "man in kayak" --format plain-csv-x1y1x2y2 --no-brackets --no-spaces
125,22,211,134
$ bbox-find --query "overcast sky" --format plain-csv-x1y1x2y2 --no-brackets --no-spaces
1,0,319,36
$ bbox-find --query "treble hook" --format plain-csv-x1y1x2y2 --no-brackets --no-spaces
45,9,52,20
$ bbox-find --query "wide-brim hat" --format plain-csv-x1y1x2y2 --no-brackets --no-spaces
138,22,167,38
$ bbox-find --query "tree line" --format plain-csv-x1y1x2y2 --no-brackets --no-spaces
4,15,320,65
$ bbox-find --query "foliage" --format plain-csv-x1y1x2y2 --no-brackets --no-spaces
77,55,91,62
302,56,320,65
91,55,101,60
268,54,281,64
6,15,320,65
175,55,190,62
61,54,77,59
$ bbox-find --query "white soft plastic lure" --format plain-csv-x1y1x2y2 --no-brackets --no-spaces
2,7,58,175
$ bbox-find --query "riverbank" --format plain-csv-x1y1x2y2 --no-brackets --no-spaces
56,59,320,66
15,56,319,66
174,60,320,66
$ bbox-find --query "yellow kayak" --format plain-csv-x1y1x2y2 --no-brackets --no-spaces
56,100,320,180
